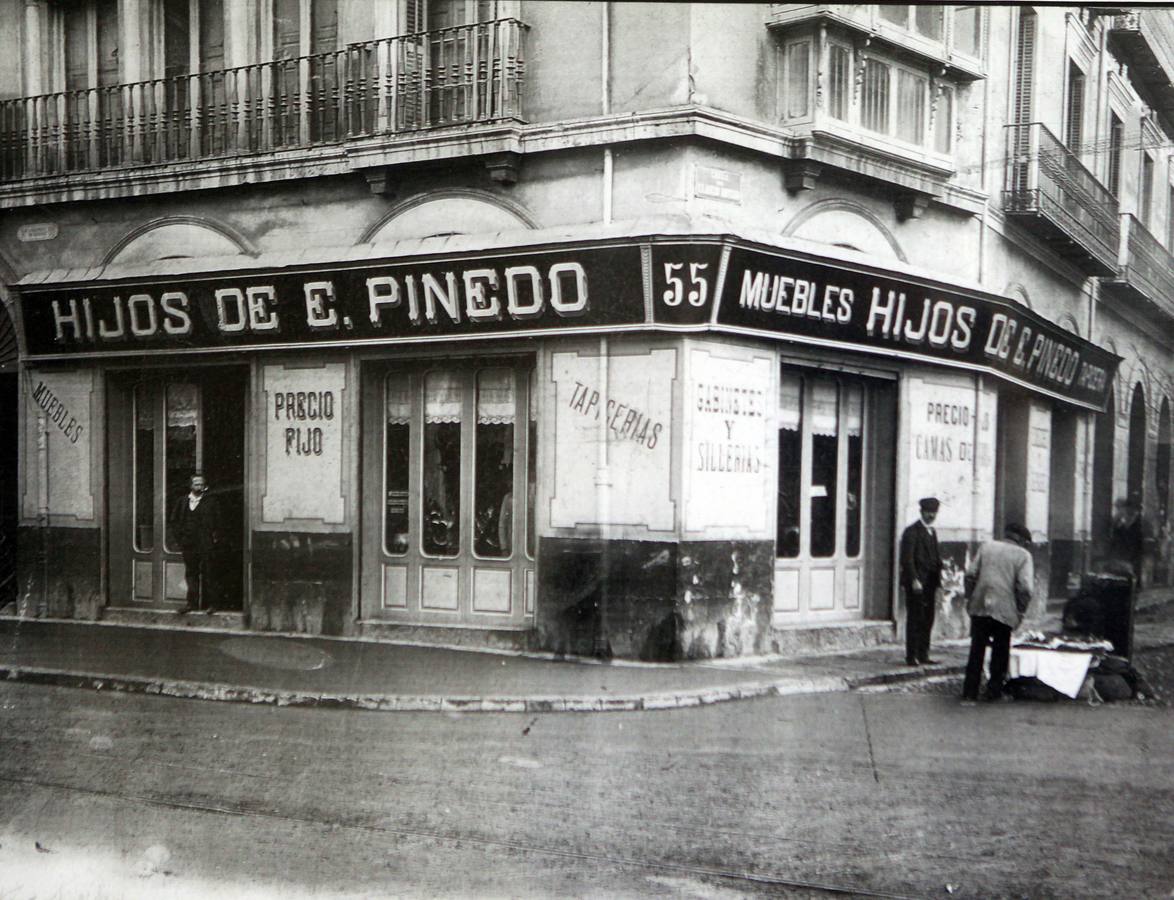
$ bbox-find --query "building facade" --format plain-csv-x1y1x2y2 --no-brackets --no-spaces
1,2,1171,660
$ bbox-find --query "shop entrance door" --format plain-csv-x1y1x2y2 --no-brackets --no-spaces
361,360,537,627
108,368,246,611
772,368,894,624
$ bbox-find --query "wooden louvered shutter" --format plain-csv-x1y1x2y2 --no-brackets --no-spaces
1013,9,1036,126
1065,62,1084,151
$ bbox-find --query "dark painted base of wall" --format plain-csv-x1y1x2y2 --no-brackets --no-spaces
535,538,773,662
251,532,353,637
17,526,102,620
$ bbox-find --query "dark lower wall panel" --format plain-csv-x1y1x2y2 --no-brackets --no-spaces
250,532,353,637
535,537,773,662
676,540,773,658
17,525,102,620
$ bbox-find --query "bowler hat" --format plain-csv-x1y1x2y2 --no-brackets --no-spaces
919,497,940,512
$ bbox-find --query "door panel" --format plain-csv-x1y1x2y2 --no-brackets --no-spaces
773,369,887,625
362,360,535,627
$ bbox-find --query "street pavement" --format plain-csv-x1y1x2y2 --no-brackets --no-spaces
3,587,1173,712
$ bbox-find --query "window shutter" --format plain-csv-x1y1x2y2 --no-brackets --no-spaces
1013,9,1036,126
1107,114,1123,198
1065,63,1084,151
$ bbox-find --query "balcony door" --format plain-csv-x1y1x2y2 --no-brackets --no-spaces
361,361,536,628
773,368,895,624
108,367,246,611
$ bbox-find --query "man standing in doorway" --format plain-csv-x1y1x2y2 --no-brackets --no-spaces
962,523,1034,703
172,473,220,614
900,497,942,666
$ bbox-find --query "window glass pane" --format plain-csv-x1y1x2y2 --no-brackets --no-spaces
934,88,953,154
861,59,890,134
527,368,538,558
784,42,810,119
954,6,981,56
474,369,515,559
914,5,943,40
845,385,864,558
809,379,838,558
134,384,155,552
164,383,199,554
896,69,926,144
383,374,411,555
422,371,461,556
776,373,803,559
878,5,908,26
828,44,851,121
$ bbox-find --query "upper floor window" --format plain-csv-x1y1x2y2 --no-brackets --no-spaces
953,6,982,57
878,5,943,41
780,36,953,157
1065,61,1085,151
1107,112,1124,198
1140,152,1155,229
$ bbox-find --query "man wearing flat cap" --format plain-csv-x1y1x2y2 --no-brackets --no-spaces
900,497,943,666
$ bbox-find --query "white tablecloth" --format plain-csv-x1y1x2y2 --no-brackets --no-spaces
1009,648,1093,698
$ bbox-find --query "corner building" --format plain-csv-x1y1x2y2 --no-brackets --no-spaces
2,3,1171,660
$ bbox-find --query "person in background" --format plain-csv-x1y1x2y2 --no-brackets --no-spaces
1109,494,1146,588
962,523,1034,704
171,472,221,614
900,497,943,666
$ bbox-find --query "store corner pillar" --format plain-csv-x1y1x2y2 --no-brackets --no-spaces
535,337,775,662
251,361,354,636
897,370,998,640
18,369,103,619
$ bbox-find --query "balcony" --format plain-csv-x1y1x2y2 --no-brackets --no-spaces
1003,122,1119,277
0,19,527,184
1104,213,1174,322
767,4,985,80
1108,10,1174,122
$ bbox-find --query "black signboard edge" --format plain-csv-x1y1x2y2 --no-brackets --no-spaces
717,237,1122,371
711,322,1112,414
17,322,656,363
12,236,655,294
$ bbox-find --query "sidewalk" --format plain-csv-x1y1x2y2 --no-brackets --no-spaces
2,589,1171,713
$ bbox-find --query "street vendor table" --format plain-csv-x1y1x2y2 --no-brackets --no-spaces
1009,647,1093,699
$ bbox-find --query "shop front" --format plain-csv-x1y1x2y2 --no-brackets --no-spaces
13,228,1119,659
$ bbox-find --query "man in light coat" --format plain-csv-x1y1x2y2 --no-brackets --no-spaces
962,523,1034,703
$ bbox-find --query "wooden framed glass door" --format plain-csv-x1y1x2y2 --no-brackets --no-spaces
108,368,246,611
773,369,875,624
361,360,536,627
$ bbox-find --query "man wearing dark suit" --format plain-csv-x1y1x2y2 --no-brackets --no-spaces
171,473,221,614
900,496,943,666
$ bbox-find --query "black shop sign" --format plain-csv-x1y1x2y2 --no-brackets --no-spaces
19,244,645,355
708,246,1118,410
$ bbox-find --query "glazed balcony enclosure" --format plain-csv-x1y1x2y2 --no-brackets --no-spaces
1106,213,1174,321
0,19,527,182
1003,122,1120,277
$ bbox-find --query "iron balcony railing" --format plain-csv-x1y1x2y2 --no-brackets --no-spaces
0,19,527,181
1003,122,1120,275
1115,213,1174,319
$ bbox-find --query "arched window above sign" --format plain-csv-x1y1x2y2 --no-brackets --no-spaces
363,192,536,244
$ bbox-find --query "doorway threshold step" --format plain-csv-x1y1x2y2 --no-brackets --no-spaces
358,620,536,653
769,620,894,657
101,607,247,630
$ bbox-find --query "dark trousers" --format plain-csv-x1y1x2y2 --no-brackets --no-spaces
182,549,211,609
963,615,1013,700
905,587,935,663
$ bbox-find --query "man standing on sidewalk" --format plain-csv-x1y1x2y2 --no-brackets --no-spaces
172,473,221,614
900,497,942,666
962,523,1034,703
